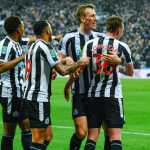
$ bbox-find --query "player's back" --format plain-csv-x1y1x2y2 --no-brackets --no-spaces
83,35,132,98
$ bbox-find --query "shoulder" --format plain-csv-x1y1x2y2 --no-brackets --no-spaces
92,31,106,37
35,40,48,49
118,40,131,53
62,29,78,41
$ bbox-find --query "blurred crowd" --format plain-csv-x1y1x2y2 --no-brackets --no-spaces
0,0,150,68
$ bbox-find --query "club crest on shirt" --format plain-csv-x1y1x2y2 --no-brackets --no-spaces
45,117,49,125
13,111,19,118
73,108,78,116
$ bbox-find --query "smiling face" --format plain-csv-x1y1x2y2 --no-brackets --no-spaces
81,7,97,31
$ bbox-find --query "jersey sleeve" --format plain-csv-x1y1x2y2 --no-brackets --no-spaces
60,33,73,56
41,44,60,68
60,35,68,56
120,42,133,64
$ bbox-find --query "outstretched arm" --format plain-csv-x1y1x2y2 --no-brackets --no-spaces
0,55,25,73
55,57,89,76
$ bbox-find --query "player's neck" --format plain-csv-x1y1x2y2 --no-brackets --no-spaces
8,34,19,42
36,35,49,43
79,25,91,35
106,32,119,40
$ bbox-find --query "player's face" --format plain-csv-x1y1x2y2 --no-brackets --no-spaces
82,8,96,30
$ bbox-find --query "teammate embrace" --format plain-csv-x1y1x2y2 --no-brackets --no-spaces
0,3,134,150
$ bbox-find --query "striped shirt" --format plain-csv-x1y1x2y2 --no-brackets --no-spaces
0,36,24,98
24,39,59,102
19,37,29,53
82,35,133,98
61,29,105,95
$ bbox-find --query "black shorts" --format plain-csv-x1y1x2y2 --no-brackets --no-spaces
86,97,124,128
72,94,87,119
25,100,51,128
0,97,28,123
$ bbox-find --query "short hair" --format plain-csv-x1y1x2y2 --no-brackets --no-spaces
4,16,22,35
33,21,49,36
106,16,123,33
75,4,95,23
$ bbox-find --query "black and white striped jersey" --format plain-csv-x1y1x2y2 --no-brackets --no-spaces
24,39,59,102
0,36,24,98
82,35,133,98
19,37,29,53
61,29,105,95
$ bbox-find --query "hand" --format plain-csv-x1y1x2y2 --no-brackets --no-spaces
51,70,57,80
103,52,121,64
79,57,90,66
65,57,74,65
20,54,25,61
64,82,71,101
72,66,85,78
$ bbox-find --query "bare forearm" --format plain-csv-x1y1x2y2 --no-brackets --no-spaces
60,60,82,76
0,55,24,73
55,57,89,76
119,66,127,75
65,76,75,89
119,65,134,76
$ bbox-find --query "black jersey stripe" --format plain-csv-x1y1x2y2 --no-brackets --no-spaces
110,69,118,97
80,33,90,93
87,42,93,83
71,37,79,94
41,50,52,98
0,37,10,59
24,54,32,99
0,84,2,97
48,69,52,98
89,34,94,40
24,43,36,99
91,37,104,97
32,47,42,101
119,44,132,63
9,47,17,97
100,38,114,97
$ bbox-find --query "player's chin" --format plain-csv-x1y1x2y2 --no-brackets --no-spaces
91,24,96,30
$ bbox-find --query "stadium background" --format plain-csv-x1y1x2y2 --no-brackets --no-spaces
0,0,150,149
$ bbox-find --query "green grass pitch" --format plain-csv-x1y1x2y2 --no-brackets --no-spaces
0,78,150,150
